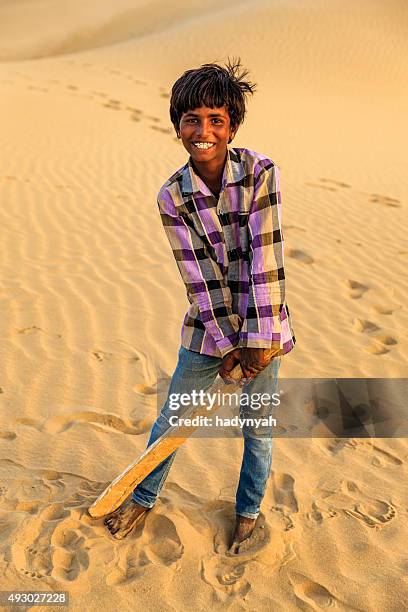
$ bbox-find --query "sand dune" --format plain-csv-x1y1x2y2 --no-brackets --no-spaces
0,0,407,610
0,0,249,61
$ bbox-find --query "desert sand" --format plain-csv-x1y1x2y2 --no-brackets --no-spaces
0,0,407,610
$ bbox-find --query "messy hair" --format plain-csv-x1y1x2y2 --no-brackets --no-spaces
169,57,257,138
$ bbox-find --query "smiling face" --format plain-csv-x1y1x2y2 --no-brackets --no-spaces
177,105,238,164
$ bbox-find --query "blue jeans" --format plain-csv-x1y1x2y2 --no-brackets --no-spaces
132,346,281,519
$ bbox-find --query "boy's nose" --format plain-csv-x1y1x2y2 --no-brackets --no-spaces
195,122,212,139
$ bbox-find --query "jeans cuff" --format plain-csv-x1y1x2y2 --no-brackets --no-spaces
131,493,155,509
236,510,259,520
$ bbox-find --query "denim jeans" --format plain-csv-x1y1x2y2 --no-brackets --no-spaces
132,346,281,519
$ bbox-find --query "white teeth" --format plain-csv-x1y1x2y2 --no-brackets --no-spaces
193,142,215,149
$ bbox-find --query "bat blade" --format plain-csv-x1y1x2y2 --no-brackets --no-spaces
88,363,244,518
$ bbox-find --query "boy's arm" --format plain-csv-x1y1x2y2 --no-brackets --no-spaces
158,189,240,358
238,162,285,354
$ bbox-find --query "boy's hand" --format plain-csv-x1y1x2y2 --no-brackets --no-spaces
219,348,279,385
219,349,243,384
240,348,278,381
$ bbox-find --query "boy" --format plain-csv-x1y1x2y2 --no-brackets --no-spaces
104,59,296,553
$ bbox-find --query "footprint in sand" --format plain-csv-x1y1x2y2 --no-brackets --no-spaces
344,499,396,529
15,325,42,334
150,125,173,134
352,319,397,353
290,572,337,609
324,438,403,468
367,444,403,468
144,514,184,566
364,340,390,355
106,513,183,585
27,85,48,92
352,318,380,333
14,417,39,428
341,480,396,528
201,556,251,599
306,178,351,191
371,303,401,315
126,106,143,122
10,497,92,583
0,431,17,440
368,193,401,208
26,545,53,576
41,502,70,522
0,458,105,520
15,501,40,514
133,382,158,395
272,472,299,515
351,440,403,467
317,479,396,529
285,224,307,233
51,524,90,582
65,480,108,510
286,248,314,264
319,178,351,188
372,334,398,346
204,558,246,586
102,99,122,110
306,501,338,523
0,459,107,586
16,411,149,436
46,411,150,435
343,278,369,299
92,350,113,362
305,183,335,191
106,547,148,586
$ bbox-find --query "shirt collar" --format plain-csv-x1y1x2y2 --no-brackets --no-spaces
180,145,245,197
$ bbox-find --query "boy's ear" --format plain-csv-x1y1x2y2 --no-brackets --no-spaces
229,125,238,143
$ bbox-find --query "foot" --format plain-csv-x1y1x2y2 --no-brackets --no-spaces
104,497,150,540
227,514,257,555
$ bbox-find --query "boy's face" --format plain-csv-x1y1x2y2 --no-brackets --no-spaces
177,105,237,163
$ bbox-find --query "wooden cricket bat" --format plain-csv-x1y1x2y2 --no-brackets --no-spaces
88,363,244,518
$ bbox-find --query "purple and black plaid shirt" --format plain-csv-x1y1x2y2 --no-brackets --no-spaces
157,145,296,359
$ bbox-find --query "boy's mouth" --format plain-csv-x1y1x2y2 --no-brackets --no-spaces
192,142,216,150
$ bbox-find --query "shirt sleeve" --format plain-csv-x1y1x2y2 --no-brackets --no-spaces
238,162,286,351
158,189,241,358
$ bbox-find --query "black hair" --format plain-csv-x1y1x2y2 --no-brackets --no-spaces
170,57,257,141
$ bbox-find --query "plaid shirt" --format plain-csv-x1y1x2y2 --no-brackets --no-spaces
157,146,296,359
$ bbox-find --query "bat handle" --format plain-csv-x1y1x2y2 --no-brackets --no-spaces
229,363,244,380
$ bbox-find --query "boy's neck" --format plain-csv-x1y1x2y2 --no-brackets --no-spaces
190,148,228,195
